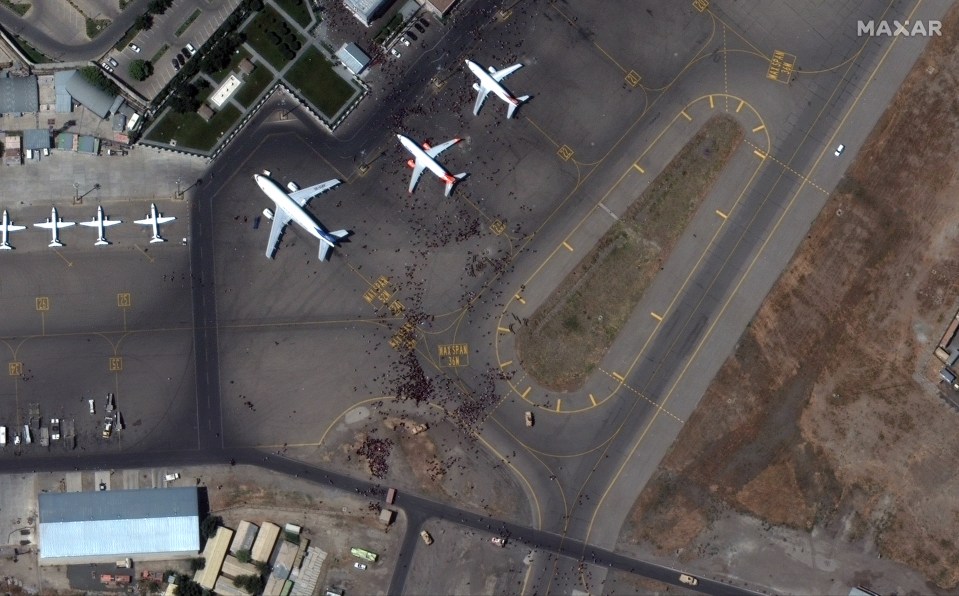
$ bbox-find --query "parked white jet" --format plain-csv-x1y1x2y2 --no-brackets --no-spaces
0,210,26,250
79,205,122,246
255,173,348,261
397,133,467,197
35,207,75,247
466,59,530,119
134,203,175,243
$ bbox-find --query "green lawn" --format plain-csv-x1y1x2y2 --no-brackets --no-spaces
14,34,48,63
235,62,274,107
1,1,30,17
145,104,242,152
274,0,311,27
151,44,169,64
284,46,356,117
244,5,303,69
86,17,111,40
208,47,251,83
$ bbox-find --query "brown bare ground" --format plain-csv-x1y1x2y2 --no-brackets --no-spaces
620,4,959,589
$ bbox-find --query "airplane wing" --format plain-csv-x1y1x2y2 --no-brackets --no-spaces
492,63,523,81
79,219,98,228
289,180,341,207
408,160,426,194
134,217,153,226
318,242,333,262
425,138,460,159
472,84,490,116
7,224,25,231
36,220,74,229
265,208,292,259
155,215,175,224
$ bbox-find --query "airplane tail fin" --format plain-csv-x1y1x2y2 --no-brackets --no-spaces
149,236,166,244
445,173,468,197
49,241,63,248
0,243,11,250
330,230,349,240
95,239,110,247
508,96,530,119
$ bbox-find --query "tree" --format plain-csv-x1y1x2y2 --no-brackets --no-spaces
174,578,204,596
189,557,205,572
78,66,119,95
235,548,251,564
129,59,153,81
232,574,264,594
135,13,153,30
169,83,200,113
199,514,222,540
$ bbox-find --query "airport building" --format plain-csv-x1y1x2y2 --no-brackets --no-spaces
343,0,394,26
336,43,371,76
38,487,200,564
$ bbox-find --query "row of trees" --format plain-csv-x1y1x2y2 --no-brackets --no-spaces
134,0,176,31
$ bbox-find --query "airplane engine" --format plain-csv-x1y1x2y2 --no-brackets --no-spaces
406,159,416,169
472,83,480,91
262,208,274,220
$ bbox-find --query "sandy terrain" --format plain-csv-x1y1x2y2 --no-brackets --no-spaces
618,4,959,594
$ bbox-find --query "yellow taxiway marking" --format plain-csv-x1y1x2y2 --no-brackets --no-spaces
736,99,745,113
8,362,22,376
498,326,511,333
117,293,132,308
520,386,531,399
650,312,663,321
589,394,597,406
555,399,562,412
53,250,73,267
752,124,766,133
514,293,526,305
680,110,692,121
611,372,624,382
562,241,573,251
708,95,714,109
134,244,155,262
716,209,728,219
753,149,767,160
525,116,561,148
500,360,513,368
632,163,645,173
35,297,49,311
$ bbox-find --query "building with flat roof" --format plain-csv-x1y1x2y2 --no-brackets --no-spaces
195,526,234,589
23,129,51,151
38,487,200,564
421,0,457,17
0,75,38,114
230,520,258,554
211,75,241,108
251,521,280,563
343,0,395,26
53,71,73,112
336,43,370,75
64,71,117,119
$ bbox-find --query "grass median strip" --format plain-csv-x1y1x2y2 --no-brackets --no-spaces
516,114,744,391
175,9,201,37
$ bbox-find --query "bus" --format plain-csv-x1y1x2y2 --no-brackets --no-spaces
351,547,378,562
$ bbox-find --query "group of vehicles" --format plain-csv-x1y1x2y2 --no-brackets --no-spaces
257,57,530,261
171,43,197,72
90,393,123,439
390,15,430,57
0,417,62,448
0,204,176,249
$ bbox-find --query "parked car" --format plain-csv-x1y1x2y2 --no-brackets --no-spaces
180,48,191,61
185,43,196,56
491,537,506,547
400,37,411,46
101,61,113,73
406,30,418,41
129,43,140,53
414,22,425,33
390,48,401,58
353,562,367,570
525,411,534,427
420,530,433,545
419,17,430,27
679,574,698,586
834,143,845,157
109,57,119,67
164,472,180,481
172,59,181,71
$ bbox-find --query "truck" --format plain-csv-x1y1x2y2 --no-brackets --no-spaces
386,487,396,504
102,417,113,439
22,425,31,444
39,427,49,447
105,393,115,412
350,547,378,562
0,426,6,446
50,418,60,441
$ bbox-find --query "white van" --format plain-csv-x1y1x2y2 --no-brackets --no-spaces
25,149,32,160
0,426,6,446
22,425,31,444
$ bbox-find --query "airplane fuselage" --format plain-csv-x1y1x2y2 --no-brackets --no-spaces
466,60,519,106
398,135,456,183
254,175,336,245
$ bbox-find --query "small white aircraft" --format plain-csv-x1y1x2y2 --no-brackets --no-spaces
79,205,122,246
134,203,176,243
397,133,467,197
0,210,26,250
255,172,349,261
35,207,75,248
466,59,530,119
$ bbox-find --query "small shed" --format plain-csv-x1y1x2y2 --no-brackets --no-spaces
197,104,215,122
238,58,255,75
336,43,370,75
23,129,51,151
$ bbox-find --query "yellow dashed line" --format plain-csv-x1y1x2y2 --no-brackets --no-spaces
632,163,645,173
611,372,625,382
745,140,830,195
562,241,573,251
555,399,562,412
716,209,728,219
650,312,663,321
752,124,765,133
736,100,745,113
520,386,531,399
589,394,597,406
598,368,684,422
500,360,513,368
680,110,692,121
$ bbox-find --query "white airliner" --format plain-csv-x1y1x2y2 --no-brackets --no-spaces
254,173,349,261
397,133,467,197
35,207,75,247
134,203,176,243
0,210,26,250
466,59,530,119
79,205,122,246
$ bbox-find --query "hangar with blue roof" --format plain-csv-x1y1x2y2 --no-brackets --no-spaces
38,487,200,564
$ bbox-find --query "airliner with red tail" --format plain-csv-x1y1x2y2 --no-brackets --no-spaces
397,133,468,197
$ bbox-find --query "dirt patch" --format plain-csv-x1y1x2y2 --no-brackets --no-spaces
619,4,959,590
517,115,744,390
